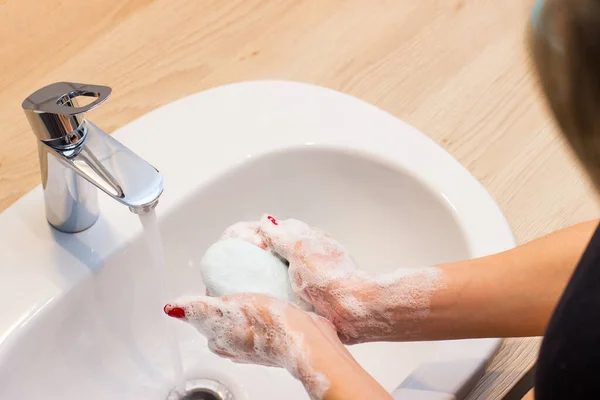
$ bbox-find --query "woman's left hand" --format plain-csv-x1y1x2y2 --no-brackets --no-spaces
165,293,391,400
165,293,333,370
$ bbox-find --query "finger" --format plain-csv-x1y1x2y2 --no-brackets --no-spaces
208,340,237,359
164,296,224,321
241,302,270,346
339,333,358,345
220,221,260,239
220,221,267,249
258,215,312,259
214,349,237,358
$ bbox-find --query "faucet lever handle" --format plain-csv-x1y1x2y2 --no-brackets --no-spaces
22,82,112,144
22,82,111,115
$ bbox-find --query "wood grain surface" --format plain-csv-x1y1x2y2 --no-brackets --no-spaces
1,0,598,398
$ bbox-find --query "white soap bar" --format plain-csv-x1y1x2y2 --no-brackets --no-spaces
200,238,310,309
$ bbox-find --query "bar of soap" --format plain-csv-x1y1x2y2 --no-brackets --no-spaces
200,238,311,310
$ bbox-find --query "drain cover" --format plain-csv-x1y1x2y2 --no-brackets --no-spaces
167,379,234,400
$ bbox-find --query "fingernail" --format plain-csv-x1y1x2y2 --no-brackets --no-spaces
267,216,278,225
164,304,186,319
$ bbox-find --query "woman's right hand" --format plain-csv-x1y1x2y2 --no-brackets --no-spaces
258,215,444,344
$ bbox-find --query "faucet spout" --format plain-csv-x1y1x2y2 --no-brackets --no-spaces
23,82,163,232
45,119,164,210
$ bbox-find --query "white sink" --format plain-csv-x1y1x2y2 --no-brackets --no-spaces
0,81,514,400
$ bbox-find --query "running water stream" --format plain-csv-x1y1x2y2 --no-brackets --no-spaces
138,209,185,385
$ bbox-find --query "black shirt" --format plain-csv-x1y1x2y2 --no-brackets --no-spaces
536,222,600,399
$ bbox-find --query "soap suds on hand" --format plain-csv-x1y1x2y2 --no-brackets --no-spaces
207,215,446,343
171,215,445,398
257,214,446,344
165,295,331,399
219,221,268,250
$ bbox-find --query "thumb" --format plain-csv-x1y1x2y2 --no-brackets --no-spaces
258,214,312,260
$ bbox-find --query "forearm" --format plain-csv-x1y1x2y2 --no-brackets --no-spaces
378,219,598,341
300,334,392,400
258,214,597,343
283,310,391,400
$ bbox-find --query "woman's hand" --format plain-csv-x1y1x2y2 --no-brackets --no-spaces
258,216,600,343
164,293,332,370
220,221,269,250
258,215,445,344
165,293,391,400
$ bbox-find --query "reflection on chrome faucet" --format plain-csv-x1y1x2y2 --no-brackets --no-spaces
22,82,163,233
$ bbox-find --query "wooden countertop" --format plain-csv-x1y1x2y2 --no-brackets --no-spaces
1,0,598,398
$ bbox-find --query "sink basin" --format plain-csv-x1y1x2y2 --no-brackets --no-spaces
0,81,514,400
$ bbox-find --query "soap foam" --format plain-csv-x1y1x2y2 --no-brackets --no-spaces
178,215,445,396
258,215,446,343
167,295,330,399
220,221,268,250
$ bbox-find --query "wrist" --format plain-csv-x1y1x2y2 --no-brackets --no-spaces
296,333,391,400
282,313,343,398
342,267,447,343
280,309,391,399
303,337,392,400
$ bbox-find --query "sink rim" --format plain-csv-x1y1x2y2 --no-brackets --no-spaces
0,80,515,399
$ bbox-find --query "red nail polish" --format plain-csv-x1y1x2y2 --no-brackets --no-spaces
164,304,186,319
268,216,278,225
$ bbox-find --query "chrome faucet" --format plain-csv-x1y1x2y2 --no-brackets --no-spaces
22,82,163,233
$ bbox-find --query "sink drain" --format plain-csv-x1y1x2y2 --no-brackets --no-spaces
167,379,234,400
